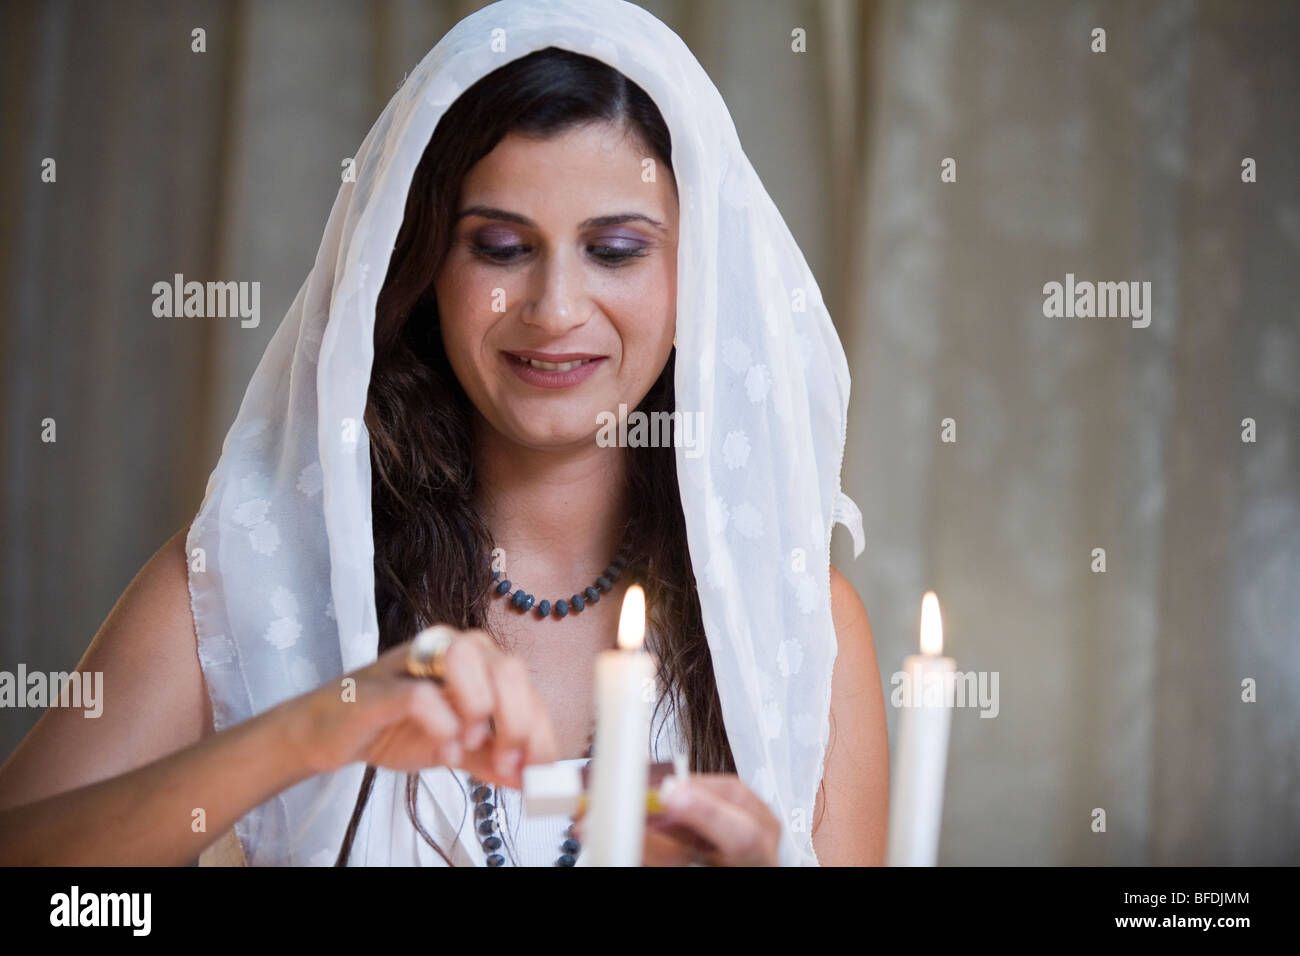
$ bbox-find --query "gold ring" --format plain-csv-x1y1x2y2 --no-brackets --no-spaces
407,625,456,683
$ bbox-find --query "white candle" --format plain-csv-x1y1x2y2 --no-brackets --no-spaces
578,584,653,866
886,591,955,866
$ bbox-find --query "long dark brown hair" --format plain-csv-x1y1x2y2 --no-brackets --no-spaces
333,46,745,865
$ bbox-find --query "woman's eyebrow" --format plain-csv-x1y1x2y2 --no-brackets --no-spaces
456,204,664,231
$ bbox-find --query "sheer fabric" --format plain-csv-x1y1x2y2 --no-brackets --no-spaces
187,0,863,867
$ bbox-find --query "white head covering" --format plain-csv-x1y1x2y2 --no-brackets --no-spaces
188,0,864,866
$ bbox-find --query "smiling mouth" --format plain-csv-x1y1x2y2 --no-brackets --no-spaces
510,354,598,372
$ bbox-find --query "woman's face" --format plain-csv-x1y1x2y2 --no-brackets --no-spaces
435,120,679,451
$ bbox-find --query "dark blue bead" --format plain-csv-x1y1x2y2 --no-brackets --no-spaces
511,589,526,608
596,576,611,592
470,785,491,802
571,594,585,611
486,853,505,867
605,565,620,581
561,838,580,854
521,593,534,612
555,599,568,618
492,569,500,580
585,586,600,603
537,599,550,617
482,835,502,851
474,803,494,820
496,580,511,595
555,854,576,867
477,819,496,836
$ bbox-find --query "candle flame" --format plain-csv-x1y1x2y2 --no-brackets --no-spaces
920,591,943,656
617,584,646,650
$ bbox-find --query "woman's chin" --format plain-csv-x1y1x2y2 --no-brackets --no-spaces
498,418,605,452
488,392,629,452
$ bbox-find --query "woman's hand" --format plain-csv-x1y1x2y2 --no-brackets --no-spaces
574,772,783,866
289,629,558,789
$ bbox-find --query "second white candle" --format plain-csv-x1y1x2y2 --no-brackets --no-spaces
578,584,653,866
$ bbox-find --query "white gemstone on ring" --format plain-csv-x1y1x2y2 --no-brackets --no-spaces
409,624,456,674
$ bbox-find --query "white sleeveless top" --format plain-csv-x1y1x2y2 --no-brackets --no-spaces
466,756,590,866
199,697,685,866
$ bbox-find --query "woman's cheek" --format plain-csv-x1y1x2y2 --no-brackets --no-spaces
445,283,504,362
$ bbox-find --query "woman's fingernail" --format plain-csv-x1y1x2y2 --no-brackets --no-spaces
661,774,688,808
464,721,488,749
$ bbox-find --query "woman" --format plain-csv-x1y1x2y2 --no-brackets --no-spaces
0,0,887,866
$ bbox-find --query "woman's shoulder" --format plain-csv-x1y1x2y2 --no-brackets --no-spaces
818,565,890,864
0,525,208,812
828,565,869,629
828,564,874,656
91,525,211,740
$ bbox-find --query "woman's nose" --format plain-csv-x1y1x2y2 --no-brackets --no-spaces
520,246,590,334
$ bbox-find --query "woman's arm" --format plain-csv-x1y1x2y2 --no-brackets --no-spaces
0,698,313,865
811,565,890,865
0,525,313,864
0,526,559,864
0,526,211,807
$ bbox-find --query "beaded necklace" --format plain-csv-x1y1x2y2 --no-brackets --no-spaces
474,543,626,865
467,727,593,867
491,546,629,619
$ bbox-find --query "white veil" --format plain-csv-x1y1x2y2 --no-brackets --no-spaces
187,0,865,866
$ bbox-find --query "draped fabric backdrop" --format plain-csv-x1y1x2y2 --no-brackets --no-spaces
1,0,1296,863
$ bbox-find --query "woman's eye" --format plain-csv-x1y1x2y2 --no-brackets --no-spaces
589,244,649,265
469,241,649,265
471,243,528,263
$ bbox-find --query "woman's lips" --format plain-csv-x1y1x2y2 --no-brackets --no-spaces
503,351,607,389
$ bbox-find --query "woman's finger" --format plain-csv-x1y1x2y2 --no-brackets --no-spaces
659,778,768,864
484,655,533,779
466,630,555,766
408,681,464,755
364,675,463,765
676,773,776,827
436,634,496,749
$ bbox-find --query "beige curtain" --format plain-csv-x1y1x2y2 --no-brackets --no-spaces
1,0,1295,864
835,0,1300,864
